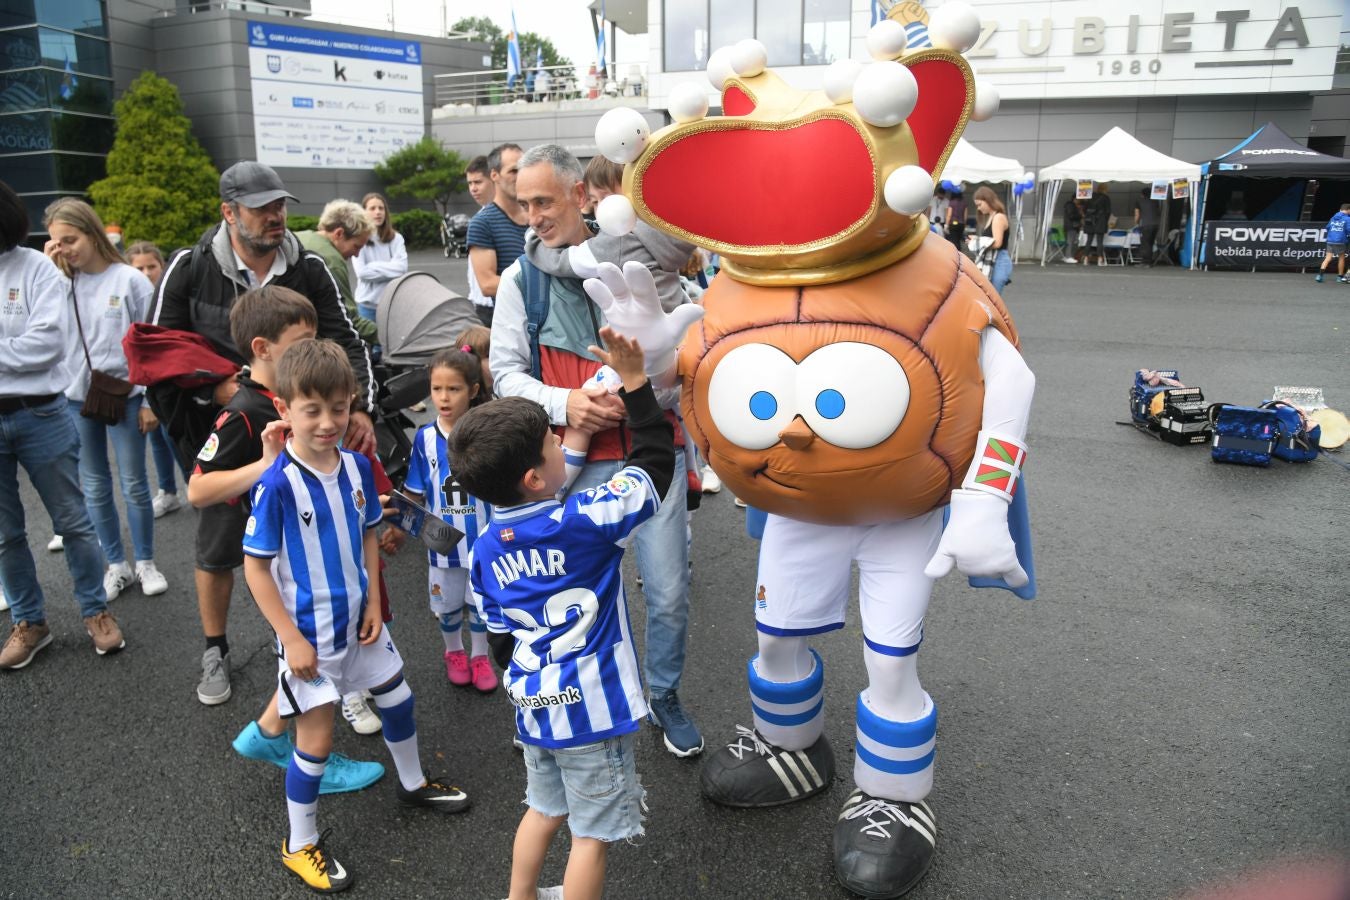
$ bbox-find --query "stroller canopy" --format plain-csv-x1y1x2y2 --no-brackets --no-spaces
376,271,480,366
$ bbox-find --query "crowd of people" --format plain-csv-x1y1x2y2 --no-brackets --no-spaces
0,140,727,899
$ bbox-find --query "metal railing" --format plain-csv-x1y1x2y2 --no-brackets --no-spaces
156,1,313,18
434,63,646,109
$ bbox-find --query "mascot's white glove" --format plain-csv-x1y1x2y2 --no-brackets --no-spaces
583,261,704,384
923,489,1028,588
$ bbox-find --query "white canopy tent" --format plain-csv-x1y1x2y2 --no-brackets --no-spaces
941,139,1030,259
1035,127,1202,266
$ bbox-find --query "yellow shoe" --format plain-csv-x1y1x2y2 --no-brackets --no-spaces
282,829,353,893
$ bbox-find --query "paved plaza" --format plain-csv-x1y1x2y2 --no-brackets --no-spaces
1,254,1346,899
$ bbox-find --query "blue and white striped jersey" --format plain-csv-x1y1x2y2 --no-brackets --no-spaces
242,445,383,660
469,466,661,749
404,422,488,568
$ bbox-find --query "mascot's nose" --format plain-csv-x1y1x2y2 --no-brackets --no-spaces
779,417,816,451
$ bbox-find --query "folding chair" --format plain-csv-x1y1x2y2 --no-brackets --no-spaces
1102,230,1131,265
1044,225,1068,264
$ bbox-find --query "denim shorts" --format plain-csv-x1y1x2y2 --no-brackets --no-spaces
522,733,645,842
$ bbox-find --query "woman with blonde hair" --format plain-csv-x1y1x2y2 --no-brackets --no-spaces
972,185,1013,295
353,192,407,323
43,198,168,600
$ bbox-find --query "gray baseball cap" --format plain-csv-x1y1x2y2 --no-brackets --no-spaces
219,161,299,207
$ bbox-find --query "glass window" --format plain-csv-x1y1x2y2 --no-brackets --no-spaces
50,110,112,154
664,1,709,72
48,69,111,114
0,29,112,77
0,110,112,155
710,0,754,55
756,0,803,66
0,0,35,30
37,0,107,36
0,70,47,113
1,152,55,192
803,0,850,66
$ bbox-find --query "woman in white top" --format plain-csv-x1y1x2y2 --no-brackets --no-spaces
43,198,167,600
352,192,407,323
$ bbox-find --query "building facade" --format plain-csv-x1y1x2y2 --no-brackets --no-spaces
1,0,486,237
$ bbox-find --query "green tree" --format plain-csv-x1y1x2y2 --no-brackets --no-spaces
452,16,572,71
373,136,467,215
86,72,219,251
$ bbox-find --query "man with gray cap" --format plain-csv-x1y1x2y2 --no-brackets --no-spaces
149,160,376,709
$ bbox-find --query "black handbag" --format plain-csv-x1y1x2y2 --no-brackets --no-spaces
71,275,134,426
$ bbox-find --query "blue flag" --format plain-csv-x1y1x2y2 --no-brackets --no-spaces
596,0,607,73
59,55,78,101
506,8,522,88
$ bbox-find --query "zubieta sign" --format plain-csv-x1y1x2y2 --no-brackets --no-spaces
1204,221,1326,269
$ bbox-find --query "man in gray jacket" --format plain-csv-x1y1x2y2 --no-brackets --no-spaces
150,161,374,706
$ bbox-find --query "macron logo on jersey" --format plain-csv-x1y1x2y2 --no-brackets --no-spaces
490,548,567,589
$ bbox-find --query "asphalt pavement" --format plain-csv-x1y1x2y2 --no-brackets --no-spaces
1,252,1346,900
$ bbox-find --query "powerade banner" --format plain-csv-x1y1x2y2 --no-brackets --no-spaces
1204,221,1327,269
247,21,423,170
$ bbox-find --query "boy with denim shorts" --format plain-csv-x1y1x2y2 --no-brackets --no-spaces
242,338,471,893
449,327,673,900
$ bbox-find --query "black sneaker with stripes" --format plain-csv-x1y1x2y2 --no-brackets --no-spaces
832,789,936,899
699,725,834,808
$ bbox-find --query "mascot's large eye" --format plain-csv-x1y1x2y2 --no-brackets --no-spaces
708,343,798,449
796,343,909,449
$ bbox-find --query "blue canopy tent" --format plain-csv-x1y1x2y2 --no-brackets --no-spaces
1189,122,1350,268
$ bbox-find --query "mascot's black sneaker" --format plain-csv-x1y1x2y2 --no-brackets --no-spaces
833,789,936,899
700,725,834,808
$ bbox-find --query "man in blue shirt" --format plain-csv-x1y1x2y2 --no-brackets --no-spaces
467,143,529,325
1315,203,1350,283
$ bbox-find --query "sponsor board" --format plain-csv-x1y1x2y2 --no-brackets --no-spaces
1204,220,1328,269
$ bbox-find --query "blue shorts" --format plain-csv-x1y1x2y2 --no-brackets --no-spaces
522,733,645,842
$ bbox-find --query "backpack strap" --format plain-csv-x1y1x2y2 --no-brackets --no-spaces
518,256,551,381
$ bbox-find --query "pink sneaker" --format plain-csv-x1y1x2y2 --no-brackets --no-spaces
444,649,471,686
469,655,499,693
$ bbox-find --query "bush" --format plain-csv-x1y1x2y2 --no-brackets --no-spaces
392,209,443,250
287,214,319,233
87,72,220,250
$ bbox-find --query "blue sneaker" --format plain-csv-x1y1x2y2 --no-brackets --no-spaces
232,721,385,794
1315,273,1324,282
647,692,704,757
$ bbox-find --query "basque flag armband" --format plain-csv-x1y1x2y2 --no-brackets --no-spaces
962,431,1027,502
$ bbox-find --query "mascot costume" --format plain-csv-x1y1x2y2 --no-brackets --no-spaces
582,2,1036,896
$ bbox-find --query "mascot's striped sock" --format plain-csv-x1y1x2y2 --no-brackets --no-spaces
285,749,326,851
853,690,936,802
467,605,489,658
749,649,825,751
438,609,463,652
371,676,423,791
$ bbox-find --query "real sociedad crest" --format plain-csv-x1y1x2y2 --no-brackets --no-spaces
251,23,266,44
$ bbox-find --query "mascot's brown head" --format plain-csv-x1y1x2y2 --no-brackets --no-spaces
593,4,1017,526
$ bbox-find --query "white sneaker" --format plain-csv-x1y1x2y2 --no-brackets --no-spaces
1063,257,1077,264
0,589,9,612
733,495,747,509
152,490,183,518
103,562,135,602
341,691,382,735
700,464,722,494
136,561,168,596
47,534,63,552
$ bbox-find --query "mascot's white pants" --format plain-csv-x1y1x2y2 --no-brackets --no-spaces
750,512,942,803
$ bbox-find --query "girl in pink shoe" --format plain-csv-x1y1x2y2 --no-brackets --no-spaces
402,347,498,693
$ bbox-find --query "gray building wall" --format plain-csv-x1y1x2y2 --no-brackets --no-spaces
133,8,485,215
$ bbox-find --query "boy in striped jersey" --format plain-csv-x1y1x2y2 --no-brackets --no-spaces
450,326,673,900
243,339,470,894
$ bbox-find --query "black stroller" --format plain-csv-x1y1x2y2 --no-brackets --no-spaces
440,213,470,258
371,272,481,481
